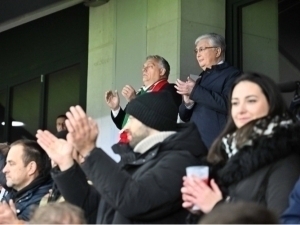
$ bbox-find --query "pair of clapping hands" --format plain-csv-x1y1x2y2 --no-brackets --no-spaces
36,106,98,171
175,76,196,106
105,85,136,111
181,176,223,214
0,200,20,224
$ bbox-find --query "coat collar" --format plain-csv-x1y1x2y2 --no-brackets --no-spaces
133,131,176,154
217,122,300,187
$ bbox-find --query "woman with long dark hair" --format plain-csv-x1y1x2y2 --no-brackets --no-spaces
181,72,300,218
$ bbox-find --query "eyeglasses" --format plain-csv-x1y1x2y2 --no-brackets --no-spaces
194,46,218,53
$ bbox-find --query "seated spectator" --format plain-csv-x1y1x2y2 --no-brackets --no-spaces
199,202,279,224
30,202,86,224
105,55,181,130
0,140,52,222
37,91,207,224
56,115,67,132
181,73,300,219
281,178,300,224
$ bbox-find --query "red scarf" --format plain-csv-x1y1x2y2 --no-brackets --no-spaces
147,79,169,92
118,79,169,144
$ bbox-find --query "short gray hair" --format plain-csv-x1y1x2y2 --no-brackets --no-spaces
146,55,170,79
195,33,226,60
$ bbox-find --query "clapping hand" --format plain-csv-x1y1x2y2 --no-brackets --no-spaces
65,106,98,158
105,90,120,110
36,130,74,171
121,85,136,102
181,176,223,214
175,77,196,96
0,200,20,224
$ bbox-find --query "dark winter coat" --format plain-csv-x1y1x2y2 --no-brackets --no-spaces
112,83,182,130
82,122,207,224
281,178,300,223
50,164,101,224
215,121,300,216
1,175,52,221
179,62,241,149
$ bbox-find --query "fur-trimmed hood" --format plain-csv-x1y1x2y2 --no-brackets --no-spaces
216,121,300,187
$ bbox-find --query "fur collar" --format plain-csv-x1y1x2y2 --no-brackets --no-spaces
217,119,300,187
222,116,294,158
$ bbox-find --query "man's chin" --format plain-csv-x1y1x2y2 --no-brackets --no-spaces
5,182,13,188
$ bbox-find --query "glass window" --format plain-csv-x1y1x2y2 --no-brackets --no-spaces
0,90,6,142
46,64,80,134
10,78,41,142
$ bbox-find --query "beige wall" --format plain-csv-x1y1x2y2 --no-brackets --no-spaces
87,1,118,158
180,0,225,79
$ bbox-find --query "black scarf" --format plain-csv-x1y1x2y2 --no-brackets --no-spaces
216,114,300,188
221,114,294,159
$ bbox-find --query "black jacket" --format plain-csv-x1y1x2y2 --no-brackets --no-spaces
179,62,241,149
82,122,207,224
50,165,100,224
111,83,182,129
215,122,300,216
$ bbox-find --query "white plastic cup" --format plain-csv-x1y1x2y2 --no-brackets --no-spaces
185,166,209,210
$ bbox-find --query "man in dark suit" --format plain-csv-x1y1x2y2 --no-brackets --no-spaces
175,33,241,149
105,55,181,130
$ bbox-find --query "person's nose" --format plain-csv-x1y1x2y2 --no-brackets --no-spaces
237,102,247,115
2,164,8,174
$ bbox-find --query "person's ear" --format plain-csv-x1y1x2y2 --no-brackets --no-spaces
216,47,222,58
159,68,166,77
27,161,37,176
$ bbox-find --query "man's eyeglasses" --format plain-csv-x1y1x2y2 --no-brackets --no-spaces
194,46,218,53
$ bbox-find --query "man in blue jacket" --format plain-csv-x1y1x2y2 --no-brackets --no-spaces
0,140,52,223
175,33,241,149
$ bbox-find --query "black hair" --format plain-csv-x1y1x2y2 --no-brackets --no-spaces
10,139,51,177
208,72,288,164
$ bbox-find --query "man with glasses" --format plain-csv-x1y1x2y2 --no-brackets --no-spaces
105,55,181,131
175,33,241,149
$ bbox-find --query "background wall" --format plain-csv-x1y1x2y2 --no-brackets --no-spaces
242,0,279,80
180,0,225,79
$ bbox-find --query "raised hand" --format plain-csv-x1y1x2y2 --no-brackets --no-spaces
181,177,223,214
36,130,74,171
175,77,196,96
105,90,120,110
121,85,136,102
0,200,20,224
65,105,98,158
